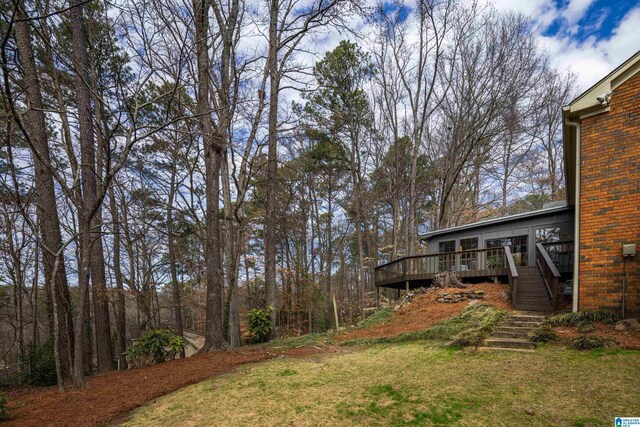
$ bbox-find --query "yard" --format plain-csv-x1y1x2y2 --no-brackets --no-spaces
124,344,640,426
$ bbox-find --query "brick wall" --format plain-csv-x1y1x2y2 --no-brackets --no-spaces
579,70,640,315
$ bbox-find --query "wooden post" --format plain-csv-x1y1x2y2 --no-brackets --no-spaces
375,286,379,307
332,295,339,330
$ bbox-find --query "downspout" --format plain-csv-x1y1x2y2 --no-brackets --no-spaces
565,118,580,312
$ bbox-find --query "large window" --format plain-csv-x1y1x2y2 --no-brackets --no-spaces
439,240,455,271
536,227,560,243
486,236,528,266
460,237,478,271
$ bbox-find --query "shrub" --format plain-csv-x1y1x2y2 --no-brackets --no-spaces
571,335,617,350
0,392,8,420
21,338,56,387
450,327,485,347
547,310,618,327
576,320,595,333
247,307,273,343
529,324,559,343
358,307,393,329
125,329,186,368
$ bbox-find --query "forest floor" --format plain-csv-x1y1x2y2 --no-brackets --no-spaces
3,345,340,427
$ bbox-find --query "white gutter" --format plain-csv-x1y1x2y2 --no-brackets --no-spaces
566,118,580,312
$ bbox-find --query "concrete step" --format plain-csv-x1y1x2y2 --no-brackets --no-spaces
478,346,535,353
483,337,536,350
509,315,546,322
501,320,543,328
513,310,547,316
491,330,531,339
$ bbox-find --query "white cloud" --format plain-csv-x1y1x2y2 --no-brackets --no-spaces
477,1,640,91
563,0,597,26
538,6,640,91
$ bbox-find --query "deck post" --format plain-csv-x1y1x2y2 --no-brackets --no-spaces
376,286,379,307
405,280,409,293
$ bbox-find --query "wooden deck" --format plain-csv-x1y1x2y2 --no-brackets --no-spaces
375,248,507,289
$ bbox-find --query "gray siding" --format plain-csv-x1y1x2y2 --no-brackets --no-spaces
423,208,575,267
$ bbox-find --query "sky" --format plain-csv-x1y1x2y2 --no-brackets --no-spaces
487,0,640,91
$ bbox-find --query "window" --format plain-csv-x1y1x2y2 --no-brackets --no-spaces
460,238,478,271
439,240,455,253
438,240,455,271
536,227,560,244
485,236,528,266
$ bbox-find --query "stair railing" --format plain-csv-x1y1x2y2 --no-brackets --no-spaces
536,243,561,310
504,246,519,304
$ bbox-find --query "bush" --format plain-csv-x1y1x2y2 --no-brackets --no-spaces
247,307,273,343
529,324,559,343
547,310,618,327
576,320,595,333
450,327,485,347
0,392,8,420
571,335,617,350
21,338,56,387
126,329,186,368
358,308,393,329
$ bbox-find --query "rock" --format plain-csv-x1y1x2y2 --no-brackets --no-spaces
473,290,485,295
525,409,535,416
615,319,640,332
467,299,480,306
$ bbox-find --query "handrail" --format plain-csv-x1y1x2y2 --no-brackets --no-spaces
536,243,561,310
504,245,519,304
374,247,507,288
536,243,561,278
375,247,503,270
540,240,574,274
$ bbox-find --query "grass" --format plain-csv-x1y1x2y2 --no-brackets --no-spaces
547,310,619,327
339,303,506,347
264,333,335,349
123,344,640,426
358,307,394,329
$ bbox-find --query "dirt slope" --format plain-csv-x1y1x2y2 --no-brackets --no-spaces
336,283,511,342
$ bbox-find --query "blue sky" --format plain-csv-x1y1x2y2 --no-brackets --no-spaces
487,0,640,90
378,0,639,91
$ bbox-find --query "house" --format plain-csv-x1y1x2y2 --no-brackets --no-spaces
375,51,639,315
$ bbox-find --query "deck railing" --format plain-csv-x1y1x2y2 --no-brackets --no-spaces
540,240,574,274
504,246,519,303
374,247,507,288
536,243,561,310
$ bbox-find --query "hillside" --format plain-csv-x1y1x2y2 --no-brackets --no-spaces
5,282,639,426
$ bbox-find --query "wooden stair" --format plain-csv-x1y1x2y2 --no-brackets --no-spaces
478,311,546,352
513,266,552,312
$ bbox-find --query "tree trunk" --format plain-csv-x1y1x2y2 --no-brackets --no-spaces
14,1,74,380
264,0,280,339
194,0,226,350
167,168,185,357
69,0,102,387
109,185,127,369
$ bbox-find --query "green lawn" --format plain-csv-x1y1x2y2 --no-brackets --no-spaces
124,344,640,426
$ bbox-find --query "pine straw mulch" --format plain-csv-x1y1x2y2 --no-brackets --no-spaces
555,322,640,350
3,345,337,427
335,283,512,342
